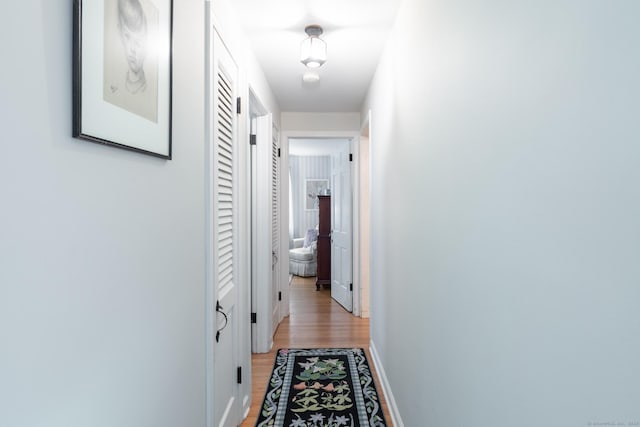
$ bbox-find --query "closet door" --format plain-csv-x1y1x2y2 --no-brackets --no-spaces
209,28,241,427
252,114,276,353
271,123,281,333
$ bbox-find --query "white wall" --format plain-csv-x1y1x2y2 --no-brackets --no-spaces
0,1,206,426
281,112,360,133
364,0,640,425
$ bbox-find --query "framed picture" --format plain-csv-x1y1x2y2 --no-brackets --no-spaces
73,0,173,159
305,179,329,210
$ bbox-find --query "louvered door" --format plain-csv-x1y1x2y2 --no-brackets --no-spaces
217,70,234,297
271,124,280,333
251,114,280,353
210,29,240,427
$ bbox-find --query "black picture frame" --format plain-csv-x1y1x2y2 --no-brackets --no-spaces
73,0,173,159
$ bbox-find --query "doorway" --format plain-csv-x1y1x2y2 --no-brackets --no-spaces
249,92,283,354
288,137,354,312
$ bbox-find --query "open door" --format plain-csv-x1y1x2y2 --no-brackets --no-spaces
331,141,353,312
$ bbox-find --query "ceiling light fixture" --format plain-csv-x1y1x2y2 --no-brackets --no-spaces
300,25,327,68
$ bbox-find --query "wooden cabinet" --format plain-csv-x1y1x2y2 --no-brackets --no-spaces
316,195,331,290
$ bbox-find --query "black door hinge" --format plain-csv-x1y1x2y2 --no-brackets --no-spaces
236,97,241,115
350,283,353,291
277,148,281,158
251,312,257,324
237,366,242,384
278,291,282,301
250,134,256,146
349,153,353,162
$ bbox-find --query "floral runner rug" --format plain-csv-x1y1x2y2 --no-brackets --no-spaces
255,348,387,427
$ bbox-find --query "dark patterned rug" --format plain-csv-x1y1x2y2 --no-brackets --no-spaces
255,348,387,427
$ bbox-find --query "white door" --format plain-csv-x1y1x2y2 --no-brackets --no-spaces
331,142,353,312
251,114,277,353
271,123,281,334
209,28,241,427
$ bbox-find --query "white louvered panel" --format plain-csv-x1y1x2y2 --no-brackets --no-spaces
271,124,279,319
217,69,234,292
272,125,279,251
218,73,232,107
218,112,233,139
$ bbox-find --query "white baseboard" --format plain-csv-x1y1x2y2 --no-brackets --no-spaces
242,395,250,421
369,340,404,427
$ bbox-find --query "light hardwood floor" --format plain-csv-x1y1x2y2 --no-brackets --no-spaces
240,275,393,426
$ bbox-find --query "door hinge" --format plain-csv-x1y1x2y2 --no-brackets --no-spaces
277,148,281,158
250,134,256,146
236,97,241,115
237,366,242,384
278,291,282,301
251,312,257,324
350,283,353,292
349,153,353,162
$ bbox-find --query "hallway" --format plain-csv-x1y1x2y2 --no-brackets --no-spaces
241,276,393,426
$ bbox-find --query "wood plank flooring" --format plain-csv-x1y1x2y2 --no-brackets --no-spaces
240,275,393,426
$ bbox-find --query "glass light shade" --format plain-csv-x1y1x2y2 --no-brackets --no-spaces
302,71,320,84
300,36,327,68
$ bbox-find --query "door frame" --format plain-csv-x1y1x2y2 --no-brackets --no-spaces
356,112,372,318
281,130,364,317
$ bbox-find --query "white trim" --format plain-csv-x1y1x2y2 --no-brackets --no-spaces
352,133,362,317
242,396,250,420
357,112,372,318
237,68,252,427
369,340,404,427
204,5,215,426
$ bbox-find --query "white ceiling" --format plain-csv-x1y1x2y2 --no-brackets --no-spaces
228,0,403,112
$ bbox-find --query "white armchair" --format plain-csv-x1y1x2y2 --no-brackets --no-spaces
289,237,317,277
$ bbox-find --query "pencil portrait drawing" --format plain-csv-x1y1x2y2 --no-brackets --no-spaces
103,0,159,123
